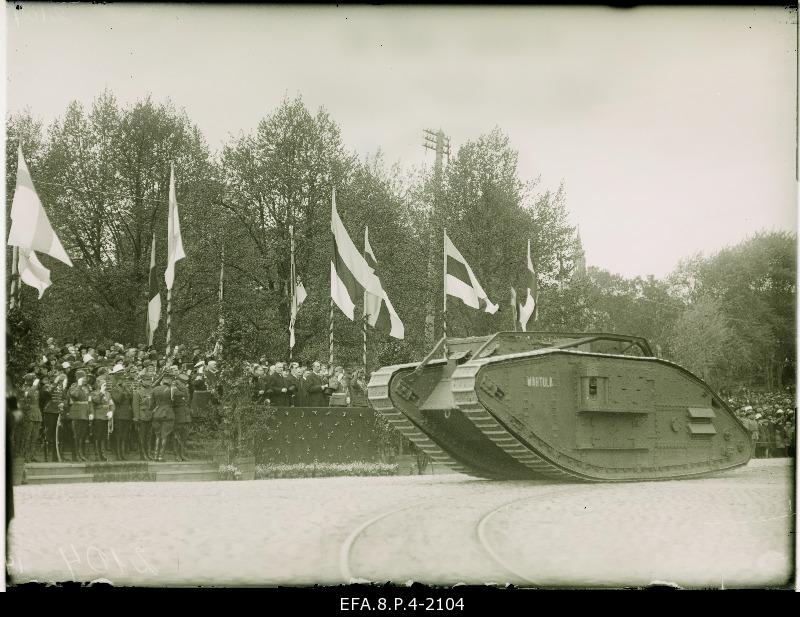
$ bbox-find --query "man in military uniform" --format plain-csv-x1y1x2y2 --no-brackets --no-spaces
40,374,64,462
151,373,174,462
133,373,154,460
109,365,134,461
19,373,42,462
172,373,192,461
68,370,92,462
89,379,114,461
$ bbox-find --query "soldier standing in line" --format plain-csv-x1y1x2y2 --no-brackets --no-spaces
89,379,114,462
172,373,192,461
40,374,63,462
68,370,92,462
110,365,134,461
151,373,175,462
132,373,155,460
17,374,42,462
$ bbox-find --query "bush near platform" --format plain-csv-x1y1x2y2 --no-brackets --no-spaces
254,462,399,479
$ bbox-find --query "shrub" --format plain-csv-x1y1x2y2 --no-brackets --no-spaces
254,461,399,479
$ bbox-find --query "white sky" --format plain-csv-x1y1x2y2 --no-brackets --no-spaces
4,4,797,278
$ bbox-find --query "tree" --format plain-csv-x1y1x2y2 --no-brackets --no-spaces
26,92,221,346
668,297,734,387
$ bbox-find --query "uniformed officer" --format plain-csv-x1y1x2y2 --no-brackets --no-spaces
172,373,192,461
109,365,134,461
89,380,114,461
40,374,62,462
151,374,174,462
19,373,42,462
132,373,154,460
67,370,92,462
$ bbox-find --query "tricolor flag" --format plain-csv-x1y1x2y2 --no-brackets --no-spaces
8,147,73,267
164,163,185,290
7,147,73,299
444,231,498,314
147,233,161,346
363,226,404,339
330,188,382,320
289,224,307,349
289,275,307,349
518,239,537,330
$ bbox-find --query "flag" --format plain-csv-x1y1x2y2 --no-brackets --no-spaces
444,231,498,314
330,188,382,320
164,163,185,290
519,239,537,330
289,275,306,349
363,226,404,339
17,249,51,299
7,147,73,266
147,233,161,345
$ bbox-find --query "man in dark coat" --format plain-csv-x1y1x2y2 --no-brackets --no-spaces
305,361,327,407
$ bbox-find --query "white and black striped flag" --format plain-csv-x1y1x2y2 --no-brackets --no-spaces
518,238,537,330
330,189,382,320
444,231,498,314
363,226,404,339
147,233,161,346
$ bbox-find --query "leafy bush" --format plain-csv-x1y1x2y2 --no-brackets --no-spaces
254,461,399,479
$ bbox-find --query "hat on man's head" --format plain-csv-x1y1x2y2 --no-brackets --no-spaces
178,374,190,383
24,373,36,383
110,364,125,375
74,370,87,380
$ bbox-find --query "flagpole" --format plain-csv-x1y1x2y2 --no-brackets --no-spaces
9,246,19,310
329,187,335,368
289,225,295,363
329,296,334,368
166,288,172,354
442,228,448,359
217,240,225,357
362,227,368,377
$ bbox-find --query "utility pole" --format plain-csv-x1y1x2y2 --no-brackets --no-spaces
422,128,451,346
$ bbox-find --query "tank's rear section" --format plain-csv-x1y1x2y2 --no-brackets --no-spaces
368,332,751,481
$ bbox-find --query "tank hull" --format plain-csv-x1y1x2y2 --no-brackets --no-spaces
368,338,751,482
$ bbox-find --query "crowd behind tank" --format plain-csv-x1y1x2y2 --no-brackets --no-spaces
723,388,796,458
10,337,372,465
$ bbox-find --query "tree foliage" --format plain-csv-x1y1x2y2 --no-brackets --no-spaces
5,94,795,393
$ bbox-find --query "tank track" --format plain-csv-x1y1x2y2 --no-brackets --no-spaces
451,361,584,482
368,364,498,478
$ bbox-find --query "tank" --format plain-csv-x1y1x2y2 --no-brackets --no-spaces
367,331,751,481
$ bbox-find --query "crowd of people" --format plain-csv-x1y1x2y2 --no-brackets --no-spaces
243,360,369,408
9,338,373,465
725,388,796,458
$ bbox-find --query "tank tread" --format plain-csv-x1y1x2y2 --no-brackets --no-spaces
451,364,584,482
367,364,484,477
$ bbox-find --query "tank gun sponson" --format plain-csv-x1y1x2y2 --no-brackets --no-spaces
367,332,751,482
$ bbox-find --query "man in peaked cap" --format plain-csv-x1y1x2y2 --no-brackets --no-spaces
18,373,42,462
109,364,133,461
67,370,92,462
